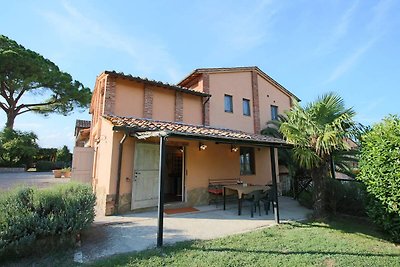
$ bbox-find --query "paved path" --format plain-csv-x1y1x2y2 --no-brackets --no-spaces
77,197,311,262
0,172,70,190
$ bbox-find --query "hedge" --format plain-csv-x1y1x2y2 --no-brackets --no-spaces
358,115,400,242
36,160,66,171
0,183,96,257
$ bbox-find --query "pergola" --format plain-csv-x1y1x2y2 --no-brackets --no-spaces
106,115,290,247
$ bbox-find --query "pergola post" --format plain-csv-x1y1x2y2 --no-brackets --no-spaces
270,147,280,223
157,135,167,247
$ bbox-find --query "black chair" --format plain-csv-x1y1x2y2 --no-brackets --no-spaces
260,187,275,215
242,190,264,217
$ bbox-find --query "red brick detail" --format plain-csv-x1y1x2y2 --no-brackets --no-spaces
175,91,183,122
144,85,153,119
251,71,261,133
104,76,116,115
202,73,210,126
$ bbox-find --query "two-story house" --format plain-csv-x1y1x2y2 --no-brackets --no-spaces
73,67,298,215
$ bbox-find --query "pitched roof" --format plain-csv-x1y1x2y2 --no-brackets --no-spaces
75,119,91,129
74,119,91,136
103,71,210,97
178,66,299,101
103,115,287,146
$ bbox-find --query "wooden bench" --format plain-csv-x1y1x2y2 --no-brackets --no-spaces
208,178,240,206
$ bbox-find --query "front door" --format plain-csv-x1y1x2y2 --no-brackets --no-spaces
131,143,160,210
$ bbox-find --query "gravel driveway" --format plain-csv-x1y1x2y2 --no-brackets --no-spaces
0,171,70,190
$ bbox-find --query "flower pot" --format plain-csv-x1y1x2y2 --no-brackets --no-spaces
53,170,62,178
62,171,71,178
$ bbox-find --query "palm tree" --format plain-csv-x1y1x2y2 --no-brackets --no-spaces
278,93,356,218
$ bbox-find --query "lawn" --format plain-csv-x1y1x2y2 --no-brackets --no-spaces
89,216,400,267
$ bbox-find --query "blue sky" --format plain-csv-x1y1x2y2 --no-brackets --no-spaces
1,0,399,149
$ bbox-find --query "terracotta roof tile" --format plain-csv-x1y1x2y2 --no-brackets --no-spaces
75,119,91,129
178,66,299,101
103,115,287,146
104,71,210,97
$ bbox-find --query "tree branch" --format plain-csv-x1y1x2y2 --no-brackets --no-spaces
15,100,58,114
15,87,27,103
0,101,8,112
21,100,58,108
17,108,32,115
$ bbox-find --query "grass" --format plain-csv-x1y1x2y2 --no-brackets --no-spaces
88,216,400,267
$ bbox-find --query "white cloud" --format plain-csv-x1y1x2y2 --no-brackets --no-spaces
326,38,375,83
40,0,183,82
212,0,280,51
315,1,359,55
326,0,393,83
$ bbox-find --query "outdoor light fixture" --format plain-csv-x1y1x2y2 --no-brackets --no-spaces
199,143,207,151
179,146,184,153
231,145,239,152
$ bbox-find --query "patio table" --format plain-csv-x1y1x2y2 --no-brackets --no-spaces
223,184,270,215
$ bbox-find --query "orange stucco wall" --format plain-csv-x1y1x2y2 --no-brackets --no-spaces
208,72,254,133
182,94,203,125
153,87,175,121
257,74,292,129
189,78,204,92
114,79,144,118
184,140,273,190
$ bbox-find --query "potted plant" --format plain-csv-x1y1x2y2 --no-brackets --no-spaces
61,167,71,178
53,169,62,178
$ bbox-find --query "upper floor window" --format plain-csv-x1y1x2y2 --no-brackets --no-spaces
240,147,255,175
242,99,251,116
271,105,278,120
224,94,233,113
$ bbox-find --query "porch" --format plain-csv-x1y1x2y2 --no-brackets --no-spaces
77,197,311,262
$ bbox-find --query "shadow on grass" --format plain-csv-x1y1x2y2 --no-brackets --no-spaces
186,246,400,258
284,215,395,244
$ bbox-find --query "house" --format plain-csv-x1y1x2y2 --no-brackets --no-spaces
73,67,299,215
74,119,91,147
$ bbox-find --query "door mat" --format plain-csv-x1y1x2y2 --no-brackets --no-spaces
164,207,199,215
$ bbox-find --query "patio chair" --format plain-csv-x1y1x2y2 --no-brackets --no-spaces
242,190,264,217
259,187,275,215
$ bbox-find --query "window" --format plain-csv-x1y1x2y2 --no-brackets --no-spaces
242,99,251,116
224,94,233,113
271,105,278,120
240,147,255,175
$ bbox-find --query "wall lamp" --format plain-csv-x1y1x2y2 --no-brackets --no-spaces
179,146,184,153
231,145,239,152
199,143,207,151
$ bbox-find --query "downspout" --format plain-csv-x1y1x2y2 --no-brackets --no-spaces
115,132,128,214
202,95,211,126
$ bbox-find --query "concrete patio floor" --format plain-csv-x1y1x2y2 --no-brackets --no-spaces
76,197,312,262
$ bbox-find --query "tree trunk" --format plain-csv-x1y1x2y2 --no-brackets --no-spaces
311,165,327,218
6,111,16,129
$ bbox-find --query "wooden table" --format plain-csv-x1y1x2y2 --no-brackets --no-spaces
223,184,269,215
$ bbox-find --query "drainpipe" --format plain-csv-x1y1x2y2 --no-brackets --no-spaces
202,96,211,126
115,132,128,214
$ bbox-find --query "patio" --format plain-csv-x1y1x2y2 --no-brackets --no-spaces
76,196,311,262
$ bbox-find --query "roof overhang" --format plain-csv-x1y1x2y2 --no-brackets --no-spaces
112,125,292,148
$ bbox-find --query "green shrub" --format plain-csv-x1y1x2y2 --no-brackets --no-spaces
358,115,400,242
297,179,367,217
298,191,313,209
0,183,96,257
36,160,65,171
325,179,367,217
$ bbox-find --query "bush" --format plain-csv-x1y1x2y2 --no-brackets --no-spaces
297,179,367,217
0,183,96,257
325,179,367,217
0,128,38,168
36,160,65,171
358,115,400,242
298,191,313,209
